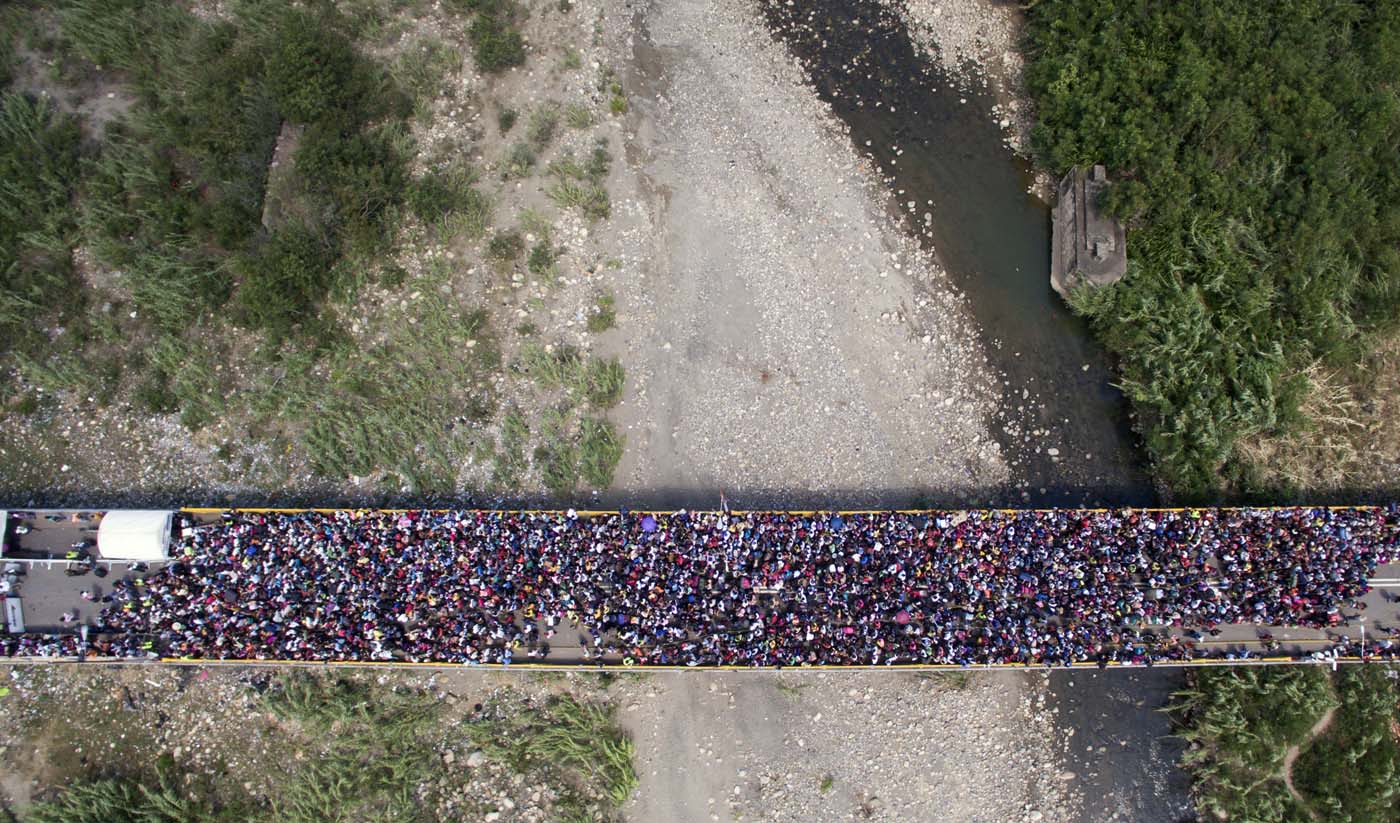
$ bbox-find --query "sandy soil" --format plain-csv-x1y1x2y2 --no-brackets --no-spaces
595,0,1007,509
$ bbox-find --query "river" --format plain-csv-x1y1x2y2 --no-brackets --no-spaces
756,2,1189,821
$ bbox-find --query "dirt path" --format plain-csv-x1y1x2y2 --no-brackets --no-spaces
596,0,1008,509
1280,705,1336,817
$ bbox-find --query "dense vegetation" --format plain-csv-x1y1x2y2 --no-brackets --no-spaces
1170,665,1400,823
1025,0,1400,496
21,672,638,823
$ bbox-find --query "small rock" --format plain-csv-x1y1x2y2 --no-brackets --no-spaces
467,751,487,768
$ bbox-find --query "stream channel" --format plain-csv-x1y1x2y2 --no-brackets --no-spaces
757,2,1190,821
758,0,1155,509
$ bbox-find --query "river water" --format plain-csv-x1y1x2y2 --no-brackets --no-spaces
756,2,1189,821
758,0,1155,508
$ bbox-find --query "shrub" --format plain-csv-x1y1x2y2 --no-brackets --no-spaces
133,373,178,414
295,123,409,255
587,291,616,332
527,241,559,279
407,163,480,224
236,223,336,336
379,264,407,288
586,142,612,180
497,106,518,132
565,101,593,128
584,357,624,407
264,9,361,124
526,103,560,149
487,229,524,262
501,141,536,179
548,179,610,220
440,190,492,241
469,13,525,73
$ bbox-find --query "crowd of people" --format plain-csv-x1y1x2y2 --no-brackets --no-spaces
7,506,1400,666
74,506,1400,666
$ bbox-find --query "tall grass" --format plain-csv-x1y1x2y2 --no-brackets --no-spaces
579,417,623,488
392,37,461,121
492,406,530,488
0,91,83,346
547,179,610,220
26,774,231,823
1025,0,1400,494
1167,666,1341,821
262,673,443,823
517,344,624,408
285,296,498,489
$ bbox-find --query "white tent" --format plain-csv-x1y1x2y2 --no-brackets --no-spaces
97,510,174,561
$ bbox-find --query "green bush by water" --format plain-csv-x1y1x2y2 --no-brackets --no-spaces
1026,0,1400,496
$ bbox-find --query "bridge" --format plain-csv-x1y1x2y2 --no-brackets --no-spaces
1,506,1397,669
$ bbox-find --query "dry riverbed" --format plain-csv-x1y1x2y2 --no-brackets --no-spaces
620,670,1077,823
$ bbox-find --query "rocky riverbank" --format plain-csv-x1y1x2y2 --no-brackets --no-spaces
888,0,1049,195
620,671,1080,823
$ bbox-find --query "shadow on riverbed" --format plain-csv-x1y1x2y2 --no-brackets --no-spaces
758,0,1155,509
0,482,1170,513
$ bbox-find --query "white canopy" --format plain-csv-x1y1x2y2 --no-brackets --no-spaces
97,510,173,561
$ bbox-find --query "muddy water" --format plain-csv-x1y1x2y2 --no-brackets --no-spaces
759,0,1154,507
